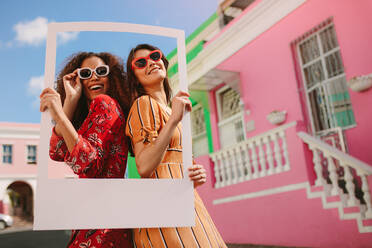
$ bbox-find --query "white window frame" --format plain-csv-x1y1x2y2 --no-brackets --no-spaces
296,23,356,135
191,104,207,139
2,144,13,165
216,85,246,149
216,85,243,122
26,144,37,165
191,104,209,157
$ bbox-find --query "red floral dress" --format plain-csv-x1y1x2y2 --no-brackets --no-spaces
49,95,133,248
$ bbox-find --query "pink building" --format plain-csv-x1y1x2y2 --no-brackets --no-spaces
166,0,372,247
2,1,372,246
0,122,73,221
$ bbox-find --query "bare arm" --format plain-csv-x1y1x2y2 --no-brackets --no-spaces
133,91,191,178
40,87,79,153
133,117,179,177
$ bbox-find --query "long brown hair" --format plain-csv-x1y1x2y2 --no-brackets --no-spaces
55,52,129,129
126,44,172,106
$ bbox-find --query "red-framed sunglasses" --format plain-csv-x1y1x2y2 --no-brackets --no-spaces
131,50,163,70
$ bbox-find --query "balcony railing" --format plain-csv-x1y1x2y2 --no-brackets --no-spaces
298,132,372,218
210,122,295,188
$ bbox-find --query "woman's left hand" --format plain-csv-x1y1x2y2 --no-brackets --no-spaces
188,164,207,187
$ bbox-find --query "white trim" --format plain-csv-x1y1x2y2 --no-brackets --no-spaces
0,126,40,140
170,0,307,88
0,141,15,145
191,103,206,137
213,182,309,205
216,85,229,122
297,131,372,174
0,175,37,179
217,112,244,128
304,183,372,233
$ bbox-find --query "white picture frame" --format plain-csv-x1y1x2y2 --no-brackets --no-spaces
34,22,194,230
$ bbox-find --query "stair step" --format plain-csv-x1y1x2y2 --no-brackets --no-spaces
362,219,372,227
343,206,360,214
326,195,341,203
310,185,324,193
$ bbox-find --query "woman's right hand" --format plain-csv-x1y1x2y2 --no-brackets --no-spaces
169,91,192,124
63,69,82,104
40,87,65,123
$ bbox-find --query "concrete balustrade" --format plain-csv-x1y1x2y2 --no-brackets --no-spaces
210,122,295,188
298,131,372,219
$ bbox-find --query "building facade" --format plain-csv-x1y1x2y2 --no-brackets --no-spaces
0,122,73,220
166,0,372,247
2,1,372,246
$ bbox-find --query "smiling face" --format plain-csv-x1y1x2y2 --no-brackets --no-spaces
80,56,109,101
133,49,166,89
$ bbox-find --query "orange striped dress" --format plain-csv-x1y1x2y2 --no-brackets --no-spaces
126,95,227,248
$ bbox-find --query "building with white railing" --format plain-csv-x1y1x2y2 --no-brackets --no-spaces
166,0,372,247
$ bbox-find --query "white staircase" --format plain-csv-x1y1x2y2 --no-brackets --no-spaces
299,131,372,233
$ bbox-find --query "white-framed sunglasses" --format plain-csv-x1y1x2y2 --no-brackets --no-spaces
77,65,109,79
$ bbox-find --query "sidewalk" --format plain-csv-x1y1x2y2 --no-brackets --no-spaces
0,215,33,234
0,218,295,248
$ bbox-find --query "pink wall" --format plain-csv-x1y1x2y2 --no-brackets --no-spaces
211,0,372,165
197,0,372,246
210,187,372,248
195,134,372,247
0,122,73,179
0,139,39,175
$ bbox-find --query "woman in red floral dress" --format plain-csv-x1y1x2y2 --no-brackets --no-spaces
40,52,133,247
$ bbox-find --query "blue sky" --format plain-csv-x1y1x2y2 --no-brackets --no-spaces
0,0,218,123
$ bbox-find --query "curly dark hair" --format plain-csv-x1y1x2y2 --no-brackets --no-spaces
126,44,172,106
55,52,130,129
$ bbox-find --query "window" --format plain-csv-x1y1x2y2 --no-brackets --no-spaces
2,145,13,164
191,104,209,157
27,145,37,164
297,23,355,134
216,86,245,149
219,86,241,120
191,105,206,137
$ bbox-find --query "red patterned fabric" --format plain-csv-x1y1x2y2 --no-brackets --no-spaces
49,94,132,248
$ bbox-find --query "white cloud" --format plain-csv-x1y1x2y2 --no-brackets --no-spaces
13,17,79,46
28,75,44,95
14,17,48,46
57,31,79,44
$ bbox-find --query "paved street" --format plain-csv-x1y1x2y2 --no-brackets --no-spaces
0,229,70,248
0,217,290,248
0,230,291,248
0,228,293,248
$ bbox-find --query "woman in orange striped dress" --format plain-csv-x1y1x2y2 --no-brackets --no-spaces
125,44,227,248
